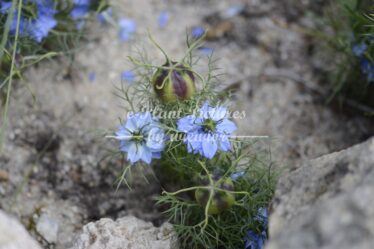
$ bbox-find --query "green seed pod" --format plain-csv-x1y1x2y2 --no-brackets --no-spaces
195,174,236,215
152,61,196,103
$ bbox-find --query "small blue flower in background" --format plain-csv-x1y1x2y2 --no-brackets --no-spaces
115,112,165,164
158,11,169,29
192,26,205,39
223,4,244,18
1,0,57,43
118,18,137,42
245,208,268,249
70,0,91,19
88,71,96,82
97,7,112,25
121,70,135,82
177,102,237,159
352,43,367,57
245,230,267,249
359,58,374,82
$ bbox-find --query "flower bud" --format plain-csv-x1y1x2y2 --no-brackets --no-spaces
152,61,196,103
195,174,235,215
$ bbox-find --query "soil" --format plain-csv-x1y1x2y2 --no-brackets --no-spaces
0,0,373,248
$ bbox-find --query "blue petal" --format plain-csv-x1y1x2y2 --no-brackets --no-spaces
199,101,211,119
146,128,165,151
127,143,140,163
0,2,12,13
29,15,57,42
217,134,231,151
115,126,132,140
216,119,237,134
185,132,203,154
70,5,90,19
140,146,152,164
177,115,198,132
208,106,227,121
201,134,218,159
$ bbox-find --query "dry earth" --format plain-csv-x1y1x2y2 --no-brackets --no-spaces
0,0,373,248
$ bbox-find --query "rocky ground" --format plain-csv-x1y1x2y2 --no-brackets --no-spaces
0,0,373,248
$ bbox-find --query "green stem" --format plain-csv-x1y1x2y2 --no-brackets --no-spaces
1,0,23,151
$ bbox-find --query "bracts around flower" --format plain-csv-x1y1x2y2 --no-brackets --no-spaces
107,34,277,249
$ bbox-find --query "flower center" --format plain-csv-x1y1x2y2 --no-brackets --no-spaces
131,131,145,143
203,119,216,132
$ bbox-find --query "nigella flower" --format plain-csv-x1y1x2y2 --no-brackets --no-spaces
192,26,205,39
70,0,91,19
360,58,374,82
1,0,57,43
245,230,267,249
245,208,268,249
352,43,367,57
158,11,169,29
121,70,135,82
118,18,136,42
177,102,237,159
115,112,165,164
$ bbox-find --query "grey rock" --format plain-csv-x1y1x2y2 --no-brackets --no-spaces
267,137,374,249
36,213,59,243
0,210,42,249
71,216,178,249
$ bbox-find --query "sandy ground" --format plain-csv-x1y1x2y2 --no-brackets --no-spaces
0,0,373,248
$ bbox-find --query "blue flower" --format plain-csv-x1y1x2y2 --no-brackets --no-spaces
118,18,137,42
360,58,374,82
88,71,96,82
192,26,205,39
121,70,135,82
177,102,237,159
115,112,165,164
70,0,91,19
245,230,267,249
1,0,57,43
352,43,367,57
158,11,169,29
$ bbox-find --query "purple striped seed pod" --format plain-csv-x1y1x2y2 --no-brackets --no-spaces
152,61,196,103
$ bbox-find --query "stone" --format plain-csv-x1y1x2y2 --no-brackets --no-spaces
36,213,59,243
0,210,42,249
71,216,178,249
266,137,374,249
